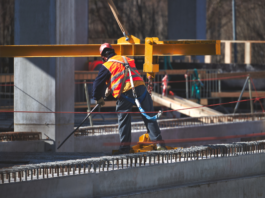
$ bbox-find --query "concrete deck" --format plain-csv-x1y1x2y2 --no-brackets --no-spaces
1,115,265,153
75,119,265,153
0,152,105,169
1,152,264,198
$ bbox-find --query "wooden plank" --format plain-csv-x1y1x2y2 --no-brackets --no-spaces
139,69,187,75
188,98,208,105
0,74,14,83
216,71,265,79
211,92,265,98
75,101,116,108
221,40,265,44
1,70,263,83
244,42,252,64
74,71,99,81
151,92,222,119
224,41,232,64
204,55,211,63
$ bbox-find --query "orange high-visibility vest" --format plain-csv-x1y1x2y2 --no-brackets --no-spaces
103,55,144,98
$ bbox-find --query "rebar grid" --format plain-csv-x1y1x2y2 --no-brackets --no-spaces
1,139,265,184
75,113,265,136
0,132,42,142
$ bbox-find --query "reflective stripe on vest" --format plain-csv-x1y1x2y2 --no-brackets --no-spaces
110,74,139,92
103,55,143,98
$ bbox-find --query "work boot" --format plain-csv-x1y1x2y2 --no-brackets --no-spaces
156,145,167,151
156,142,167,151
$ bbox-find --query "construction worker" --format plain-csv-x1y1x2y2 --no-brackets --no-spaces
93,43,166,154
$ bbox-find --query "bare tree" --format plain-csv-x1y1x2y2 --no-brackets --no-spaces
89,0,168,41
0,0,14,73
207,0,265,64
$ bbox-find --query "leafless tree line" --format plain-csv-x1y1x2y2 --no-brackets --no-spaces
88,0,168,41
207,0,265,64
0,0,14,73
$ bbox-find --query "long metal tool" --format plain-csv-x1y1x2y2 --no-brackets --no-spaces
57,104,99,150
248,78,254,113
233,76,249,114
84,80,93,126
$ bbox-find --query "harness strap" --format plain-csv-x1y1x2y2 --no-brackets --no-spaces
128,66,144,81
120,89,147,105
107,57,162,120
118,57,129,98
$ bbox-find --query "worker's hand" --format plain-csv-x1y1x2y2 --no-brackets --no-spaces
105,88,111,98
96,97,105,107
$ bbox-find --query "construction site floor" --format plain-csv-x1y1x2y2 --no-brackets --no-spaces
0,110,179,130
0,152,107,169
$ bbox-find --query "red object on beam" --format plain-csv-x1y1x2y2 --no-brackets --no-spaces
88,60,103,71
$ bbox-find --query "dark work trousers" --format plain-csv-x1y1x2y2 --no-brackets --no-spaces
116,85,163,152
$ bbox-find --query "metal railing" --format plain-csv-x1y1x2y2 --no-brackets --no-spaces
75,113,265,136
186,69,220,99
205,40,265,64
0,132,41,142
0,73,14,110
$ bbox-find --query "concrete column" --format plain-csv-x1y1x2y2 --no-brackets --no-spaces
168,0,206,62
14,0,88,152
75,0,89,71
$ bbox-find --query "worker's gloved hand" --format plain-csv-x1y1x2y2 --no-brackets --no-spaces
105,88,111,98
96,97,105,107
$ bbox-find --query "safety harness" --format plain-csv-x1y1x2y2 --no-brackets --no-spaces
108,56,162,120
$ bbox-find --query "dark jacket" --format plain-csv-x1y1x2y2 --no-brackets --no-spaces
92,53,115,100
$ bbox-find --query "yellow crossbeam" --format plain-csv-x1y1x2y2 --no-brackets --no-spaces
0,40,220,58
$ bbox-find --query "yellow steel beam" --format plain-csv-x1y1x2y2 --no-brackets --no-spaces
0,40,220,58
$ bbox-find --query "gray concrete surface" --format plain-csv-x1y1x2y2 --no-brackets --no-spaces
14,0,88,152
75,119,265,153
110,174,265,198
0,152,105,169
1,153,264,198
2,118,264,153
0,140,45,152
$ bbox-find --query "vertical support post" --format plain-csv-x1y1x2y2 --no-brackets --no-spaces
232,0,237,63
205,55,211,64
218,71,221,93
233,76,249,114
248,77,254,113
143,37,159,79
224,41,232,64
245,42,252,64
185,74,189,99
218,72,222,105
84,80,93,126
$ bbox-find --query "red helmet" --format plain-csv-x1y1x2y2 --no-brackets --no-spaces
99,43,113,55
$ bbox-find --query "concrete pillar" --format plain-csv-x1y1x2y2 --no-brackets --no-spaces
168,0,206,63
14,0,88,152
75,0,89,71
